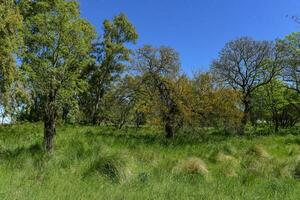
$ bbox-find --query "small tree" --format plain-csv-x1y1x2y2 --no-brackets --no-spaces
22,0,96,151
211,37,280,133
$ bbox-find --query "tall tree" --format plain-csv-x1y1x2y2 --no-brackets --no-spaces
22,0,96,151
81,13,138,124
132,45,183,138
211,37,280,133
0,0,23,121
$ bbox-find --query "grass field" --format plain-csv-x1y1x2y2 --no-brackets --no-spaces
0,123,299,200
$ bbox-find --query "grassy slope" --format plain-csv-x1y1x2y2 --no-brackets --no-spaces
0,123,299,200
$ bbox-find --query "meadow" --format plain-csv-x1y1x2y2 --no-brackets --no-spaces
0,123,299,200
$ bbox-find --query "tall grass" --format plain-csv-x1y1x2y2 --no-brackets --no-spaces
0,123,299,199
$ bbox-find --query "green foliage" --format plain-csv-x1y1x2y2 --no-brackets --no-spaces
80,13,138,124
252,79,300,130
19,0,96,150
0,0,24,118
278,32,300,94
22,0,96,112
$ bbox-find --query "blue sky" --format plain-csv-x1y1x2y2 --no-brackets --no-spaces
78,0,300,76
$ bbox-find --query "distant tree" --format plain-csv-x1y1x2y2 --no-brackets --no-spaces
21,0,96,151
0,0,24,121
211,37,280,133
278,32,300,94
132,45,183,138
189,72,242,131
80,13,138,125
252,80,300,131
101,76,136,129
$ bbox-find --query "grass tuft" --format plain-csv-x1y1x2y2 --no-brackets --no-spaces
84,154,131,183
215,152,239,177
172,157,209,177
246,144,270,159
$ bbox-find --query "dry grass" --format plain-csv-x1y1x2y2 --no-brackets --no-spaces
216,152,239,177
246,144,270,159
280,155,300,179
173,157,209,177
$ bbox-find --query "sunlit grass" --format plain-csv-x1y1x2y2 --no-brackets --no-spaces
0,123,299,199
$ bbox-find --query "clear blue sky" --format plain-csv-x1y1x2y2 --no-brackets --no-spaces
78,0,300,76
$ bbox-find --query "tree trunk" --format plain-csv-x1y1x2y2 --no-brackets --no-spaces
44,91,57,152
239,95,251,134
165,120,175,139
91,92,101,125
272,109,279,133
44,109,56,152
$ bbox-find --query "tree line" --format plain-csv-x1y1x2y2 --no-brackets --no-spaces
0,0,299,151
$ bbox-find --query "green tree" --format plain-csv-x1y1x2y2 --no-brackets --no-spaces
100,76,137,129
22,0,96,151
80,13,138,124
252,80,300,132
0,0,23,121
278,32,300,94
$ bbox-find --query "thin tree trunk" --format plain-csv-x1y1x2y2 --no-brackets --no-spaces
272,108,279,133
91,91,101,125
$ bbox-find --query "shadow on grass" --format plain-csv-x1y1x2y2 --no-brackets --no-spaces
83,155,126,183
285,137,300,145
0,143,45,169
0,143,43,159
83,127,237,147
85,129,162,145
